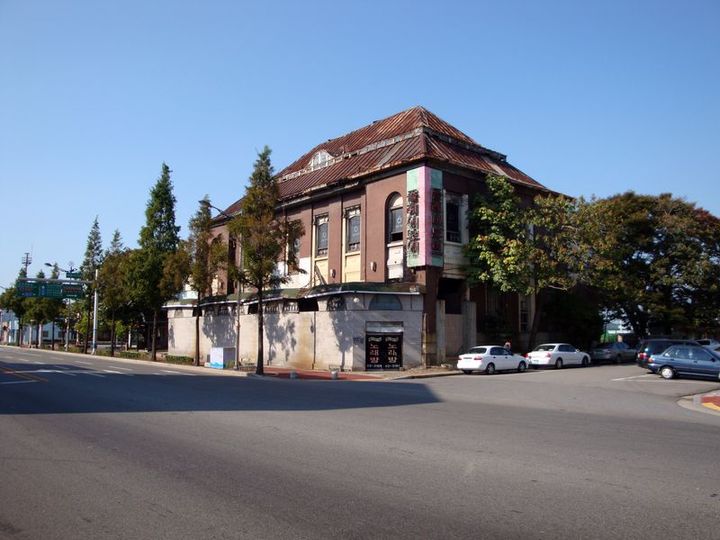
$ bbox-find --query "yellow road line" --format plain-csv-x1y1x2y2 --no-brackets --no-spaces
0,365,48,383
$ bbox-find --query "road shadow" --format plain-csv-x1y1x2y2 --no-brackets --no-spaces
0,361,441,415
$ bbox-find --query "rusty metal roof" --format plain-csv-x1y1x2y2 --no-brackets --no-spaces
222,106,548,215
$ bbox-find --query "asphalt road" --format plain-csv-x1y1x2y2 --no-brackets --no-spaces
1,346,719,540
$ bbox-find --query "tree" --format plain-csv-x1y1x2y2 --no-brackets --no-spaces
577,192,720,337
0,278,28,346
134,163,182,360
105,229,124,258
187,197,227,365
98,246,130,357
228,147,304,375
465,174,579,349
80,216,103,353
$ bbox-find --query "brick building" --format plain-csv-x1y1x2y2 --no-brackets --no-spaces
166,106,551,370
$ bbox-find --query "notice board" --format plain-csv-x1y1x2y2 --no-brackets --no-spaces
365,334,403,370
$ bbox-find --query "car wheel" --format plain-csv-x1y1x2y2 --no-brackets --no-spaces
660,366,675,380
555,358,563,369
485,363,496,375
581,356,589,367
462,370,472,375
518,361,527,373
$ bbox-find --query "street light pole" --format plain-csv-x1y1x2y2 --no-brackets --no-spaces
91,268,99,355
199,200,242,369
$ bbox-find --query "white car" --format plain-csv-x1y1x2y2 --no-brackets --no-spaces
526,343,590,369
457,345,528,375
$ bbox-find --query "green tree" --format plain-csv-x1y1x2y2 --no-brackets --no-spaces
98,243,131,357
134,163,182,360
0,277,28,346
80,216,103,353
465,174,579,349
577,192,720,337
187,197,227,365
228,147,304,375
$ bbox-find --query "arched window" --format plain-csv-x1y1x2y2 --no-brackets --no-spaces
368,294,402,311
387,193,404,243
309,150,332,170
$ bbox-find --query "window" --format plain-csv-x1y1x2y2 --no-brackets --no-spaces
387,194,404,243
309,150,332,170
519,297,529,332
490,347,506,356
368,294,402,311
345,207,361,252
445,193,461,242
315,215,328,257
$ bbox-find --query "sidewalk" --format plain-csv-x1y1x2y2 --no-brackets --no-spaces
258,365,461,381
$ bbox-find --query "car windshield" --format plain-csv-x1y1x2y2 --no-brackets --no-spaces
466,347,487,354
533,344,555,352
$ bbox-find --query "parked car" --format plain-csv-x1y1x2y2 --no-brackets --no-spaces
647,344,720,380
696,338,720,349
636,338,699,368
525,343,590,369
590,341,637,363
457,345,528,375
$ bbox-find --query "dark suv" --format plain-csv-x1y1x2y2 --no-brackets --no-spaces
636,338,699,368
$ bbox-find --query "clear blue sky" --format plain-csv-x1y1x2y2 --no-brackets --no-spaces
1,0,719,287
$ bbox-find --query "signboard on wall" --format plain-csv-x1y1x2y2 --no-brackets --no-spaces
365,333,403,370
406,166,444,268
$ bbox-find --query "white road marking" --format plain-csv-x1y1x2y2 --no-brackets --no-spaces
102,370,124,374
0,380,36,385
160,370,184,375
612,374,656,381
108,366,132,371
83,373,105,378
76,361,93,366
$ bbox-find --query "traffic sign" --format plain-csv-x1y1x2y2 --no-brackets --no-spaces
15,278,86,299
65,271,82,279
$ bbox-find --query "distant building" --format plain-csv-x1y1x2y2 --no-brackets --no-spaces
167,107,553,370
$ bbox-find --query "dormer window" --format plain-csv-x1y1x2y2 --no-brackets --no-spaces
309,150,332,170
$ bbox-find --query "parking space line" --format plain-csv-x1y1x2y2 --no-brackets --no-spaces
612,374,656,381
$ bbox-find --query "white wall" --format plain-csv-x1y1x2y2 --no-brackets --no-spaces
166,293,423,370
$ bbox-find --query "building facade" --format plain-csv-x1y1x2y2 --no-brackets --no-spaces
167,107,551,370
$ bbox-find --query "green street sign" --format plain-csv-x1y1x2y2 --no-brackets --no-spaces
65,271,82,279
15,278,86,299
61,283,85,299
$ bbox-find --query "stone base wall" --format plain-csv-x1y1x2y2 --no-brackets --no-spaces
166,293,424,371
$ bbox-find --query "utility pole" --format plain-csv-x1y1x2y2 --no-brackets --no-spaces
21,252,32,275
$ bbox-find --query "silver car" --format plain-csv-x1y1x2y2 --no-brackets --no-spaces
590,342,637,363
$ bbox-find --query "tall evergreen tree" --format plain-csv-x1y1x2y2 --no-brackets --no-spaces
106,229,124,257
134,163,182,360
187,197,227,365
228,147,304,375
80,217,103,353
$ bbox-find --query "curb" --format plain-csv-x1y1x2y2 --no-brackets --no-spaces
678,389,720,417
